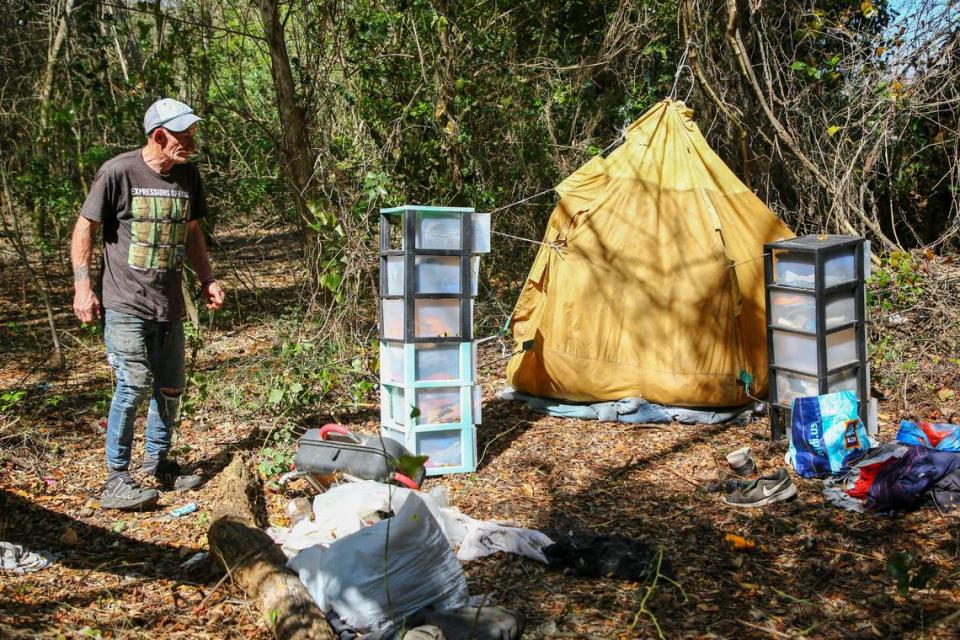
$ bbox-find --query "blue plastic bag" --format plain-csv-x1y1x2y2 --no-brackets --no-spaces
787,390,870,478
896,421,960,452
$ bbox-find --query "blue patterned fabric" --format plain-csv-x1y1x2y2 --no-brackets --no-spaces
788,391,870,478
896,421,960,452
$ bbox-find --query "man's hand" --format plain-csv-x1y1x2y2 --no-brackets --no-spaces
71,216,101,324
74,284,101,323
202,279,226,310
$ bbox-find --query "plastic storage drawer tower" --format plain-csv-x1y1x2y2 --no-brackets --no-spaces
764,235,869,440
378,205,490,475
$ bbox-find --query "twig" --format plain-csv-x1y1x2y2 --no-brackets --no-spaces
663,505,697,521
770,586,814,606
736,619,792,639
628,546,668,639
822,546,878,561
932,607,960,629
659,465,703,489
476,421,527,467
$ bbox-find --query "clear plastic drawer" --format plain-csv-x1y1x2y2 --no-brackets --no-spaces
415,387,461,424
381,299,404,340
771,327,858,373
415,343,461,381
770,291,857,331
773,249,856,289
775,368,858,405
418,430,463,468
415,299,461,338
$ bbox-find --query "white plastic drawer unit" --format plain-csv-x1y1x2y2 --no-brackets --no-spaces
769,291,857,332
771,328,858,374
414,299,462,338
378,205,489,475
411,211,492,252
383,256,480,296
380,342,405,383
775,368,858,405
414,387,461,425
379,298,468,340
773,249,856,289
417,430,463,469
381,298,405,340
763,235,868,441
414,343,461,381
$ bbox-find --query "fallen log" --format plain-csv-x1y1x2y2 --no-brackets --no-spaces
207,453,334,640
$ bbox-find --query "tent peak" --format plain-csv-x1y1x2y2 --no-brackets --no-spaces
624,99,695,137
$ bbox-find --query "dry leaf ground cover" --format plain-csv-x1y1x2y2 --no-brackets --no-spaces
2,224,959,639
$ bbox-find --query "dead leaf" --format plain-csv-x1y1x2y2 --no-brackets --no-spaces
60,527,80,545
725,533,756,551
938,389,955,401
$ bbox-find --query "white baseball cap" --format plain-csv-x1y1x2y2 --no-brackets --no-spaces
143,98,202,135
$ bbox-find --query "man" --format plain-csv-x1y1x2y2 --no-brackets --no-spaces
71,98,226,511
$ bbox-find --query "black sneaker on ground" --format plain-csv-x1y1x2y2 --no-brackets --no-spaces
143,458,204,492
722,468,797,508
101,476,160,511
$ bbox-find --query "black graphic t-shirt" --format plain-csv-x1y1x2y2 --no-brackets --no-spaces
80,149,208,321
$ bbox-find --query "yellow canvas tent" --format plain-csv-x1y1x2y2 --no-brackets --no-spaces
506,99,794,407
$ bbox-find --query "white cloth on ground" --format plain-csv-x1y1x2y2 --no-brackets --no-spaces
288,492,470,632
452,516,553,563
1,542,55,574
268,481,450,557
822,484,867,513
268,480,553,564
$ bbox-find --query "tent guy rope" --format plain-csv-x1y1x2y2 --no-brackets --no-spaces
486,127,627,216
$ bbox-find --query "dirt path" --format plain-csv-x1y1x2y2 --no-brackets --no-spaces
1,225,958,639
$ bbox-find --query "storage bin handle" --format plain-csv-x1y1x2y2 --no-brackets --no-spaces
391,472,420,490
319,423,362,444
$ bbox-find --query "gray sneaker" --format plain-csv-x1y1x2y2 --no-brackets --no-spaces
101,476,160,511
722,468,797,508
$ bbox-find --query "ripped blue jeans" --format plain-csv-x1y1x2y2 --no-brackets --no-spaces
103,309,185,472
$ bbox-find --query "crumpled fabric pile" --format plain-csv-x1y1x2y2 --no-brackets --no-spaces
272,479,659,637
0,541,55,574
267,480,553,563
499,388,751,425
822,442,960,514
896,420,960,452
269,481,550,637
288,493,470,632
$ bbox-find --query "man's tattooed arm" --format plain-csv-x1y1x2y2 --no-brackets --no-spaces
73,264,89,282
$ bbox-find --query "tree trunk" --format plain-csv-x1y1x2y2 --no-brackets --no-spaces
258,0,325,286
39,0,75,133
207,455,334,640
258,0,314,228
0,168,64,369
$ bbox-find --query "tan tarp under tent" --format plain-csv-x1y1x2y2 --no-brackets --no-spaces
506,99,794,407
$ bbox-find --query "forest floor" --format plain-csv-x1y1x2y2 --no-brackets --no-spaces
1,223,959,639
